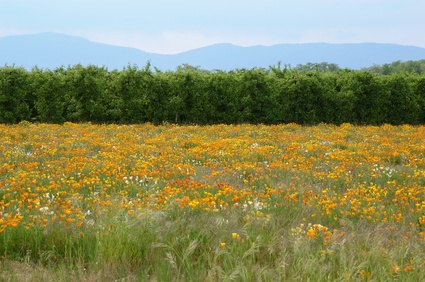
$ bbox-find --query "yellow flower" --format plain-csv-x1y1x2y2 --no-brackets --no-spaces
391,265,400,274
219,242,226,249
232,232,241,240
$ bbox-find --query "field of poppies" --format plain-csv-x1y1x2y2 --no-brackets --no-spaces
1,122,424,281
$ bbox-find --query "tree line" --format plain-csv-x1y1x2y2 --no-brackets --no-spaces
1,64,424,125
367,60,425,75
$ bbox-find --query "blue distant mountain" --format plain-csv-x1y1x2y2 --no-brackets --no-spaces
1,32,425,70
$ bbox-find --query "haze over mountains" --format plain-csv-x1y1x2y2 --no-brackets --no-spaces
1,32,425,70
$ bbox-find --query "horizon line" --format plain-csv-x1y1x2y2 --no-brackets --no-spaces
1,31,424,55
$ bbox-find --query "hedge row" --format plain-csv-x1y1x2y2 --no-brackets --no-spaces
1,65,424,125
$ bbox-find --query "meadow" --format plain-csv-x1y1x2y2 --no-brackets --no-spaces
0,122,424,281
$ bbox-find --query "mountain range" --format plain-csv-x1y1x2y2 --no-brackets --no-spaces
1,32,425,70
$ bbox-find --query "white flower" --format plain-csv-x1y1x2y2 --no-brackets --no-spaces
86,219,95,226
251,143,259,149
39,206,49,214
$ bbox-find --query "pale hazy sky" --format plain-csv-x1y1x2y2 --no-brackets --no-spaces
0,0,424,54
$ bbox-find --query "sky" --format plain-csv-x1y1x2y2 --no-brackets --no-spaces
0,0,424,54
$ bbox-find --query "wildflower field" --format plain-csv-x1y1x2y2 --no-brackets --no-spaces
0,122,424,281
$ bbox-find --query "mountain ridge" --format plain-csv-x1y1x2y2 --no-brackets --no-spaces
1,32,425,70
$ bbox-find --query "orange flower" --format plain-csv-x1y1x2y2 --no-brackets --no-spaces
403,265,413,272
306,228,317,239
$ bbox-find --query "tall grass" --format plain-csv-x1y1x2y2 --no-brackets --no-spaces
1,207,424,281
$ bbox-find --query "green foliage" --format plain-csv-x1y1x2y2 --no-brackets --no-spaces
343,71,387,124
31,68,65,123
237,68,274,123
0,64,424,124
414,76,425,123
284,72,324,124
0,67,31,123
295,62,341,72
114,65,151,123
382,74,422,124
368,59,425,75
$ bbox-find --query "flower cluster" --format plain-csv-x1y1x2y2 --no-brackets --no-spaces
0,123,424,239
